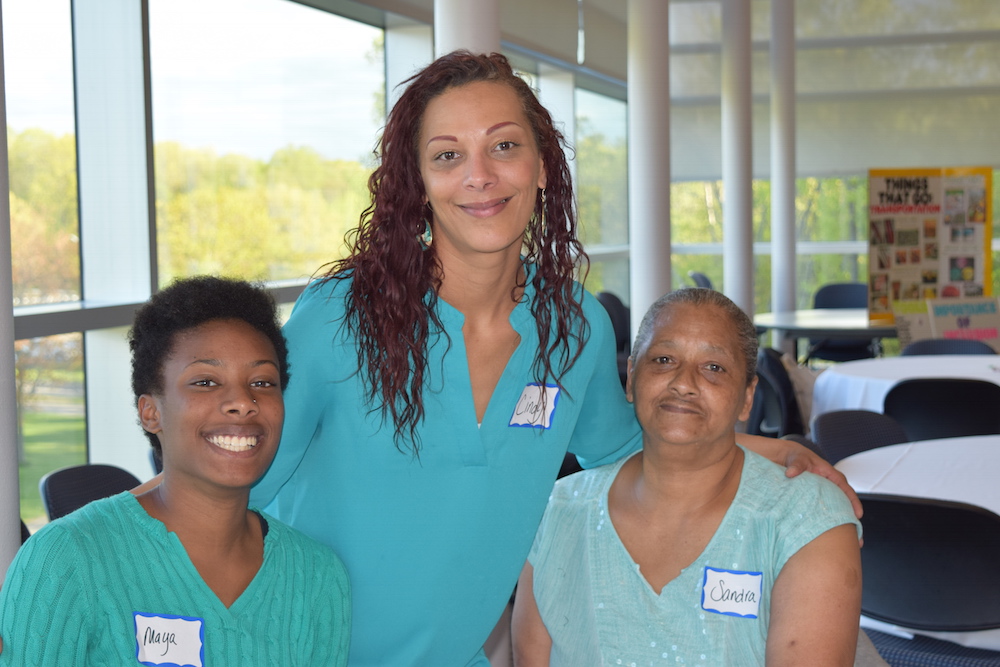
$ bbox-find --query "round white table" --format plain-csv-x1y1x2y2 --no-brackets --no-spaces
836,435,1000,514
837,435,1000,650
810,355,1000,419
754,308,897,340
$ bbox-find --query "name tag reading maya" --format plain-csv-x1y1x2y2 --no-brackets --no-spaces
134,612,205,667
509,383,560,429
701,566,763,619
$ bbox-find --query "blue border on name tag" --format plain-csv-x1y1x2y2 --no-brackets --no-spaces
134,611,205,667
509,383,561,429
700,566,763,619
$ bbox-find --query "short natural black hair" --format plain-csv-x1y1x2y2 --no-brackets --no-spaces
129,276,290,454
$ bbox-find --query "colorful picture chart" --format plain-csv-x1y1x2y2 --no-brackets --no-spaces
892,297,1000,351
868,167,993,324
928,297,1000,350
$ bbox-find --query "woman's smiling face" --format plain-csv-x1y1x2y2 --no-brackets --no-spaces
626,302,757,451
418,80,546,262
138,318,284,492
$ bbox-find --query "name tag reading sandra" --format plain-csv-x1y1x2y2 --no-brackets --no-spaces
701,566,763,618
509,383,560,429
134,612,205,667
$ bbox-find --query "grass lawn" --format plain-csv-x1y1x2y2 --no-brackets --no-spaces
18,411,86,529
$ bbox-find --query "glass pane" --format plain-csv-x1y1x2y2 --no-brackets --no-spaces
576,87,628,253
3,0,81,305
16,333,86,530
585,257,630,306
149,0,384,284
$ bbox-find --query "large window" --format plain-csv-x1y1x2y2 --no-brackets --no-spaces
5,0,389,526
149,0,384,284
4,0,79,305
4,0,86,530
575,88,628,301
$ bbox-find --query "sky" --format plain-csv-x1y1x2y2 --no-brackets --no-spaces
3,0,386,163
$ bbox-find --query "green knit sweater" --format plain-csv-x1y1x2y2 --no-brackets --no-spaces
0,492,350,666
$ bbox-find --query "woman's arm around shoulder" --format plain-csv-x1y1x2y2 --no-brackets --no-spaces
250,280,340,507
765,523,862,667
738,434,863,519
511,562,551,667
569,291,642,469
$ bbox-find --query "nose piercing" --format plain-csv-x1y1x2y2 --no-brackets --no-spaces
252,399,257,404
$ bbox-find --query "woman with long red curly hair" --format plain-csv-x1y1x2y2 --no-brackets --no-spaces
249,51,858,667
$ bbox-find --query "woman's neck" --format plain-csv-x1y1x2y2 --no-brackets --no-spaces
137,477,256,555
435,247,524,319
626,440,744,516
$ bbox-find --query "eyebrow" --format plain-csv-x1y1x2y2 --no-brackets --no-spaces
185,359,279,369
649,340,735,358
424,121,523,148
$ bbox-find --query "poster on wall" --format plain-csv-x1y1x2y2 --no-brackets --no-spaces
892,297,1000,351
868,166,993,325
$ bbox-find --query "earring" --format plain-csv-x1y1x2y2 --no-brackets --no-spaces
418,219,433,250
536,188,547,231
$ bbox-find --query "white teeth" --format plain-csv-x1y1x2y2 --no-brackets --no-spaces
208,435,258,452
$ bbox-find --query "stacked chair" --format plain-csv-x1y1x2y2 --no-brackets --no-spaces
39,463,141,521
803,282,877,364
811,409,909,465
859,492,1000,666
883,378,1000,442
901,338,997,356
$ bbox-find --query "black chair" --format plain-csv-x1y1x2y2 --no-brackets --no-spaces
596,291,630,389
745,348,805,439
149,448,163,475
859,493,1000,664
557,452,583,479
883,378,1000,442
865,629,1000,667
39,463,141,521
21,519,31,543
811,409,909,465
901,338,997,356
687,271,713,289
779,433,825,458
804,282,876,363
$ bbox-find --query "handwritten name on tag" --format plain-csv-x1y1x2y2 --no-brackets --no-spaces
701,566,763,618
134,612,204,667
509,384,560,429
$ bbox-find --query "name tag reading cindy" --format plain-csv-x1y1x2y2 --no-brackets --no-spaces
134,612,205,667
701,566,763,618
509,383,560,429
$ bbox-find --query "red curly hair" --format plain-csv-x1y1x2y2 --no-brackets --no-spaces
323,51,588,451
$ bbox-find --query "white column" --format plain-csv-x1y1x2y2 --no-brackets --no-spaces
770,0,796,350
721,0,754,315
385,14,433,111
627,0,672,336
74,0,157,480
433,0,500,57
536,64,576,188
0,9,23,577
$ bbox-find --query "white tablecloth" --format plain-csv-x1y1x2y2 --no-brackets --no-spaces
811,355,1000,420
836,435,1000,650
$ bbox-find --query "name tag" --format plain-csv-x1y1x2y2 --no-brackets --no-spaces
701,566,763,619
509,383,560,429
134,612,205,667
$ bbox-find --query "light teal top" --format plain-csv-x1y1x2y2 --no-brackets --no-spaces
0,492,351,666
529,446,861,666
250,272,641,666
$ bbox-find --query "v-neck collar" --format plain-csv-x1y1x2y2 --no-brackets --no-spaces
601,447,749,598
123,492,270,616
